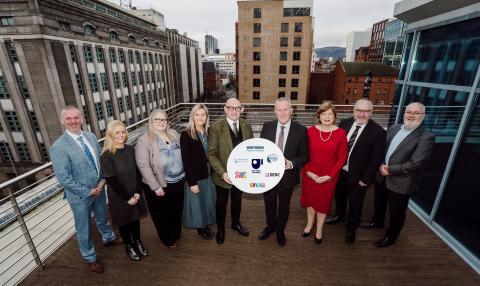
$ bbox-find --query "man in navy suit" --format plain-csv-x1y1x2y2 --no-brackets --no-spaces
50,106,119,273
258,97,309,246
325,99,386,245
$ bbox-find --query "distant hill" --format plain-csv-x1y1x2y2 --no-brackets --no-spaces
315,47,346,59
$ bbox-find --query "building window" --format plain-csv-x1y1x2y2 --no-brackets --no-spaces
109,30,119,40
346,88,351,94
0,17,14,26
118,50,125,63
143,38,149,46
253,8,262,18
69,45,77,62
0,141,13,161
84,46,93,62
16,143,31,161
253,91,260,100
113,72,121,89
95,102,104,120
145,71,150,84
253,23,261,33
253,65,260,74
281,23,289,33
88,73,98,93
128,35,136,44
280,37,288,47
279,65,287,74
138,71,143,85
253,37,261,47
280,51,287,61
28,112,39,132
143,52,148,64
84,24,96,35
5,111,22,131
125,95,132,110
140,92,146,105
291,78,299,87
135,52,141,63
121,72,128,88
17,75,29,98
253,78,260,87
75,74,84,95
353,88,358,94
134,93,140,106
131,72,137,85
294,22,303,32
253,52,261,61
96,47,104,63
294,37,302,47
109,49,117,63
5,42,18,62
291,91,298,100
278,78,286,87
293,51,301,61
278,91,285,98
117,97,125,113
284,8,310,17
155,41,161,48
292,65,300,74
105,100,113,117
100,73,109,91
0,76,10,98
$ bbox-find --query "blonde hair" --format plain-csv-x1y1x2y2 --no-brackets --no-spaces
148,109,177,143
102,120,128,155
186,104,209,140
316,101,337,123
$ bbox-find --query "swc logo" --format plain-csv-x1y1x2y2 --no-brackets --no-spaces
249,182,265,188
251,159,263,169
235,172,247,178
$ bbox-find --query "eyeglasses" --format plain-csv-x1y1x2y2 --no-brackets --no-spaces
354,109,371,114
225,106,242,112
154,118,168,123
405,111,424,116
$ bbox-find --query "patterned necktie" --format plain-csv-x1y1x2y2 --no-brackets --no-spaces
77,135,98,173
278,125,285,153
347,125,361,153
233,122,239,137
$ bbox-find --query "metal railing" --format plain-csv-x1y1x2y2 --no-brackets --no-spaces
0,103,392,285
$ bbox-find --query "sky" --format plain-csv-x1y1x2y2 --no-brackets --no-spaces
118,0,401,52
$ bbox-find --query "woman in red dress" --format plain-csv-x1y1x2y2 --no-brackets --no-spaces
301,101,347,244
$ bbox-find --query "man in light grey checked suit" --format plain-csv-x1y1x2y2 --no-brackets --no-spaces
50,106,120,273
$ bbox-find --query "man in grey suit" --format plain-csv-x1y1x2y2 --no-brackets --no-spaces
371,102,435,247
50,106,119,272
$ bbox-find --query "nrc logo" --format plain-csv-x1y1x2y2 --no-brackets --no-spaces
235,172,247,178
249,183,266,188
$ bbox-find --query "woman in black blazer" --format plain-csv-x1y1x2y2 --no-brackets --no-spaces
180,104,216,239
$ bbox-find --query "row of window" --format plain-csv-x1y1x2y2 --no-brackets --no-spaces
253,51,301,61
252,78,300,88
252,36,302,47
253,22,303,33
252,91,299,100
82,45,160,65
252,7,310,18
0,17,14,26
253,65,300,74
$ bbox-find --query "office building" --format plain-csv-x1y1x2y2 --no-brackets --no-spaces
382,18,406,68
205,34,219,55
346,30,371,62
368,19,389,62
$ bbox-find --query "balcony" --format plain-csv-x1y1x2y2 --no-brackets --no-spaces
1,103,478,285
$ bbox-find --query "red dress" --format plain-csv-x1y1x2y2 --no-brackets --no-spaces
301,126,347,214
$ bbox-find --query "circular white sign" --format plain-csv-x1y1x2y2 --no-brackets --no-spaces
227,138,285,194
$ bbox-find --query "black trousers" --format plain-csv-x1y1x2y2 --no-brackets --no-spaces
216,185,243,228
119,220,140,245
143,180,184,246
374,181,410,241
263,185,293,232
335,170,368,232
334,170,350,218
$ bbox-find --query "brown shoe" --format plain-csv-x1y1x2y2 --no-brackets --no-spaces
87,261,104,273
103,237,123,246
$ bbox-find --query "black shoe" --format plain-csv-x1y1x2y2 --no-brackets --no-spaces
258,227,275,240
325,215,345,225
314,236,323,244
301,228,313,237
134,240,148,257
205,226,213,235
276,231,286,246
231,223,249,236
198,228,213,240
345,231,356,245
125,244,141,261
374,237,395,248
361,222,383,229
216,227,225,244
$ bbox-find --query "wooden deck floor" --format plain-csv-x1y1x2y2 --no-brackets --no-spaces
20,188,479,286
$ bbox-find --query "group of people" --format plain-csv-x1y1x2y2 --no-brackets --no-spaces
50,97,434,273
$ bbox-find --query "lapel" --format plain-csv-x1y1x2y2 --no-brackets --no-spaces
220,118,233,151
342,118,354,132
63,132,89,163
83,132,100,162
282,120,294,155
390,126,423,158
386,125,402,147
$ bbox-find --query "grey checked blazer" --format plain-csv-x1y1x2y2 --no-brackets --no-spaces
50,131,102,204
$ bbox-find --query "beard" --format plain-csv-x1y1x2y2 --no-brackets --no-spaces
404,120,422,130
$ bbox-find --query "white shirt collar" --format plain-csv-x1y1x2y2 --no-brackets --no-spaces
277,120,291,129
66,129,84,141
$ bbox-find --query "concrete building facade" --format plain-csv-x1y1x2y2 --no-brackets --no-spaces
237,0,314,103
368,19,389,63
345,30,371,62
205,34,218,55
203,53,236,78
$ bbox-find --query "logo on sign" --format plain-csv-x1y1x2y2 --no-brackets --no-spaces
235,172,247,178
251,159,263,169
267,154,278,163
234,158,249,163
265,173,281,177
246,146,264,152
249,182,266,188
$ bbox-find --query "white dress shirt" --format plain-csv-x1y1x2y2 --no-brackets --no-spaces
275,120,291,152
66,129,100,174
226,117,240,134
343,121,367,172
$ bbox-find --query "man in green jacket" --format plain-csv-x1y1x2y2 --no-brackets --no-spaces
208,98,253,244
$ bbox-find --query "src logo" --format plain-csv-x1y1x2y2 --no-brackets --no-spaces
235,172,247,178
251,159,263,169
